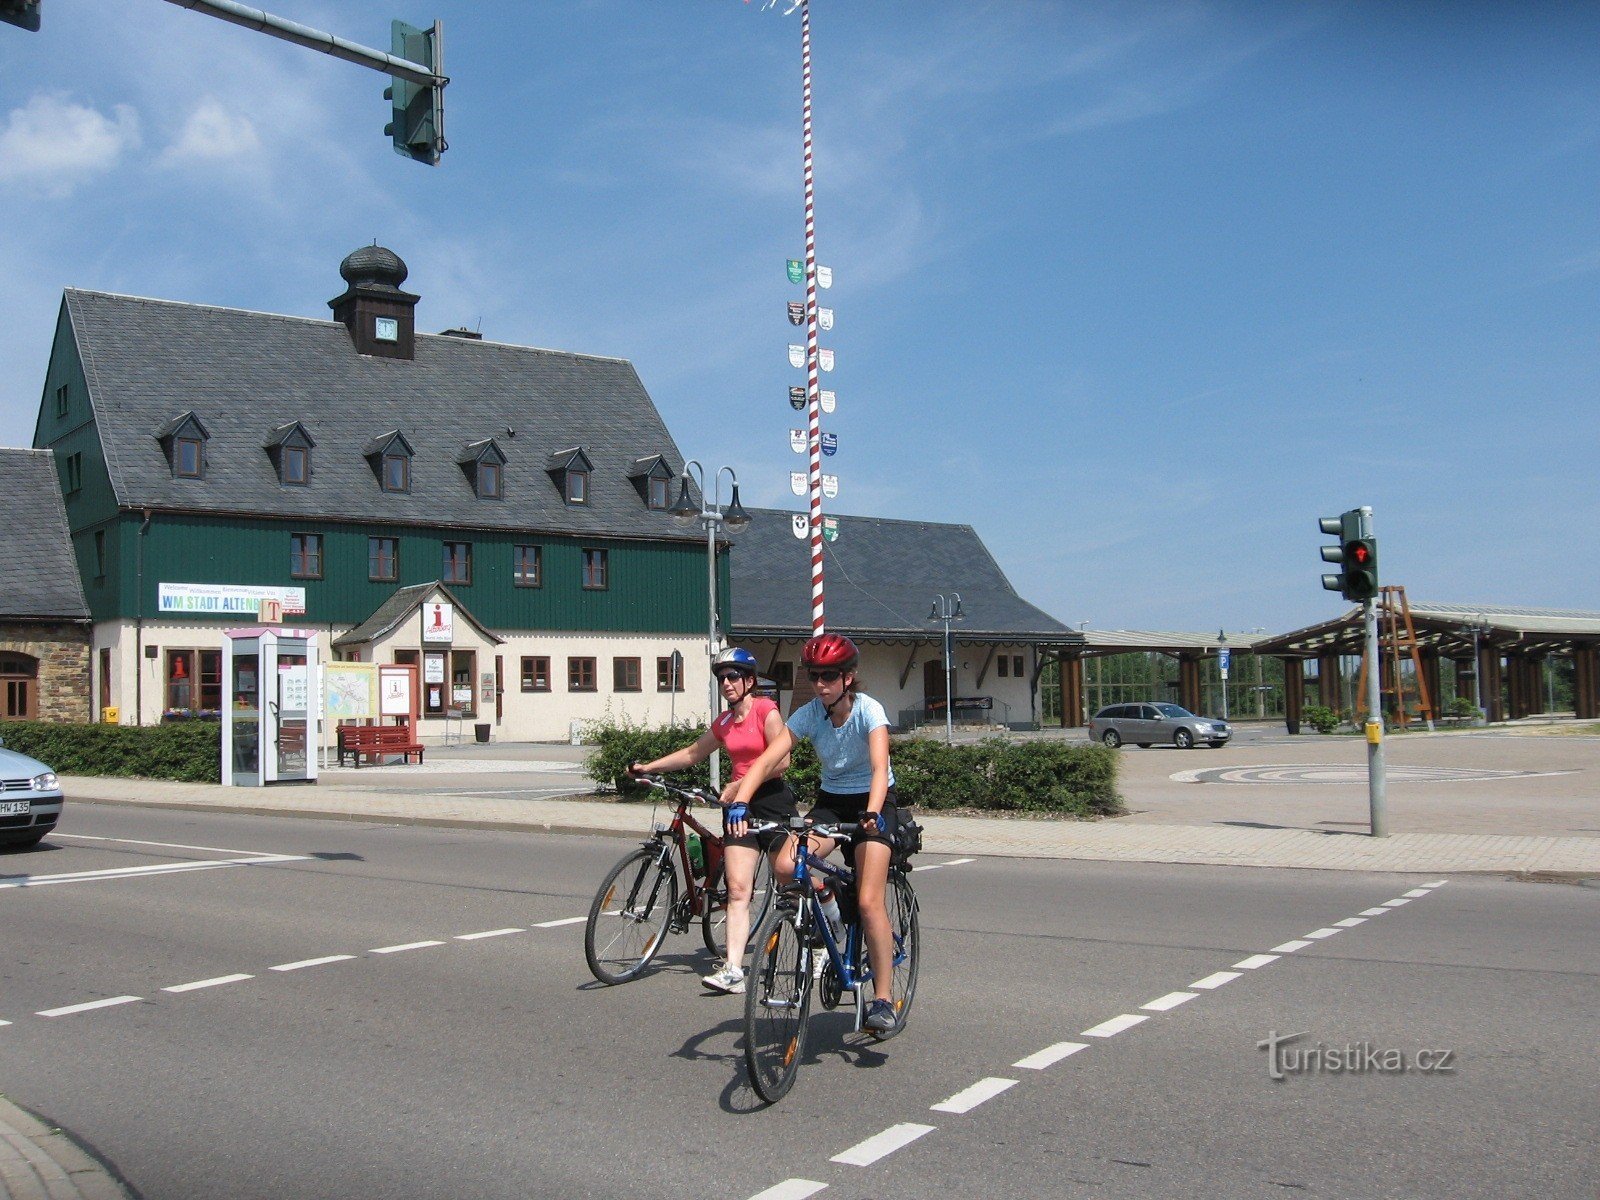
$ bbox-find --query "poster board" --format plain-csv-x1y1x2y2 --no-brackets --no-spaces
324,663,378,721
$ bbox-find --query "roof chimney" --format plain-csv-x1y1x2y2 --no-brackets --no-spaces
329,244,420,360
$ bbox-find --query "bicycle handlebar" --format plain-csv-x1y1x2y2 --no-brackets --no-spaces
630,772,718,808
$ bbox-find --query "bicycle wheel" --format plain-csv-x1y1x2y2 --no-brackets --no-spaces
743,900,813,1102
584,847,678,985
873,871,921,1039
701,850,774,959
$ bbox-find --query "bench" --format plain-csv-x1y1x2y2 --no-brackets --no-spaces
337,723,425,768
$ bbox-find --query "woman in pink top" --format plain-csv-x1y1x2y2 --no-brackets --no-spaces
630,647,795,994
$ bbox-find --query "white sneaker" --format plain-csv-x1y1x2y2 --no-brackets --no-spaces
702,963,745,994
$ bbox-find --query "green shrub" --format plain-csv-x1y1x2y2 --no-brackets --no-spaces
1303,705,1342,734
1445,696,1479,720
584,719,1121,818
0,720,221,783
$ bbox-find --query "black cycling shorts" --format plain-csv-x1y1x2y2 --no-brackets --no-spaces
806,786,901,857
724,778,798,851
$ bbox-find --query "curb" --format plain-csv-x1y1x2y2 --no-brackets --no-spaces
0,1096,131,1200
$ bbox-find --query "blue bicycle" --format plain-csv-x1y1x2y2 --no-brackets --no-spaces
743,818,920,1102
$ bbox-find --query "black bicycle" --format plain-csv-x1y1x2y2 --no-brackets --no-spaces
583,774,774,985
743,819,920,1102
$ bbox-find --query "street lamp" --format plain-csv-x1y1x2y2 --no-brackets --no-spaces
1464,612,1491,726
928,593,964,744
1217,629,1229,721
1252,627,1266,718
669,460,750,790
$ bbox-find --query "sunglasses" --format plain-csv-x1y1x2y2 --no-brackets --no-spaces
715,670,754,682
806,669,844,683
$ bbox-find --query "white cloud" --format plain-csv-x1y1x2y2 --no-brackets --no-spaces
0,93,141,196
159,99,263,167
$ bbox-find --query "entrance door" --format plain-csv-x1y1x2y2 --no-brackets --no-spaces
274,653,310,782
923,658,952,715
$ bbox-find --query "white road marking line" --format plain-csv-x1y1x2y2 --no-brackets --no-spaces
1360,907,1391,917
1334,917,1368,928
455,928,524,940
1233,954,1279,970
1402,888,1432,898
1422,880,1448,888
1304,928,1343,939
0,1019,12,1027
1382,898,1412,907
53,833,294,856
830,1123,936,1167
0,854,311,889
943,857,974,866
1142,991,1198,1011
163,974,253,993
371,940,444,954
931,1077,1018,1114
748,1180,828,1200
37,996,141,1018
269,955,355,972
1082,1013,1149,1038
1191,970,1243,990
535,916,586,928
1271,939,1313,953
1013,1041,1088,1070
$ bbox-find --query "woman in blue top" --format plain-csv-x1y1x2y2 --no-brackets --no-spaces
731,633,904,1035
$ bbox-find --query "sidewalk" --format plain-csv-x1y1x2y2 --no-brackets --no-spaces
0,1096,128,1200
58,770,1600,877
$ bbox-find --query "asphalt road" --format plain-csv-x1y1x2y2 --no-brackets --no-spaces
2,804,1595,1199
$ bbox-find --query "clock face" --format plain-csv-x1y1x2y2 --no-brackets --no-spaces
375,316,399,342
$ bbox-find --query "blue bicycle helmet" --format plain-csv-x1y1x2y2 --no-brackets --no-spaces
712,647,759,678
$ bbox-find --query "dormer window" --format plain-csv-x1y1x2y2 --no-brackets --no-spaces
265,422,315,487
628,455,676,510
458,438,507,501
364,431,415,494
547,447,594,507
156,411,210,480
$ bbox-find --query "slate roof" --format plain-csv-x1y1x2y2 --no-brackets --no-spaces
727,508,1077,642
63,289,701,541
0,448,90,620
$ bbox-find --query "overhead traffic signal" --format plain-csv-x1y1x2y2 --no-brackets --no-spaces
0,0,41,31
384,19,445,165
1319,507,1378,602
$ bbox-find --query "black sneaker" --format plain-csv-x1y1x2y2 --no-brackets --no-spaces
864,998,898,1034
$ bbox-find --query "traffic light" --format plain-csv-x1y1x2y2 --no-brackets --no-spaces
384,20,445,165
0,0,40,31
1319,508,1378,602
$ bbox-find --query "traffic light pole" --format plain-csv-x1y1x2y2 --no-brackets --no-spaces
1363,595,1388,837
161,0,442,87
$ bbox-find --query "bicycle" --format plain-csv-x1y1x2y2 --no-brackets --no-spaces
583,774,774,986
743,818,920,1102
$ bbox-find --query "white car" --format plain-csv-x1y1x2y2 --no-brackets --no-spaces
0,737,64,850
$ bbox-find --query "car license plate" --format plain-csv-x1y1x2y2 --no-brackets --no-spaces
0,800,28,816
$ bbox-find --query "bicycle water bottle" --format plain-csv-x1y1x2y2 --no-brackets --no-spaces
687,832,705,877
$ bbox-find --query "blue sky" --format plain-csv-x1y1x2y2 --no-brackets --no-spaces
2,1,1596,633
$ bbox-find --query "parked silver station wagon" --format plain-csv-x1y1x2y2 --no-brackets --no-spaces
1088,703,1231,750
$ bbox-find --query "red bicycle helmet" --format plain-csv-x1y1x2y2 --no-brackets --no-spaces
801,633,858,671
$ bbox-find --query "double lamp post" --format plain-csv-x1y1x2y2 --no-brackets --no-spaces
669,461,749,791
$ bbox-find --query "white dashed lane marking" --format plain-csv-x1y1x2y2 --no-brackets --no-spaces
747,1181,828,1200
1382,898,1412,907
455,928,524,940
534,916,586,928
37,996,141,1018
1142,991,1198,1012
1402,888,1432,898
1360,907,1391,917
1191,970,1242,990
1271,939,1313,953
163,974,253,993
830,1124,936,1167
1082,1013,1149,1038
372,940,444,954
931,1077,1018,1114
1334,917,1368,927
269,954,355,972
1233,953,1279,970
1014,1041,1088,1070
1304,928,1342,939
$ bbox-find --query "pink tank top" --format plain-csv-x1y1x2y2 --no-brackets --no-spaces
712,697,780,783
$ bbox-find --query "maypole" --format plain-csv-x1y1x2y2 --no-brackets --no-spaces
798,0,826,634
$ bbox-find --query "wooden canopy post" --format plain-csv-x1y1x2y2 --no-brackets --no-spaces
1058,651,1084,729
1282,657,1305,734
1573,646,1599,720
1178,654,1202,714
1316,652,1342,711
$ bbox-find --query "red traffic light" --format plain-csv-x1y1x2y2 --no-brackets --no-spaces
1346,541,1371,565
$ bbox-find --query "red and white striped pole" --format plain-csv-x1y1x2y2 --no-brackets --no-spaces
799,0,825,635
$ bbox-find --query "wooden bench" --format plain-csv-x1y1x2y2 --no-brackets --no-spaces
337,723,425,768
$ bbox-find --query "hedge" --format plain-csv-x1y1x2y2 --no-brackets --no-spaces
0,720,221,783
584,719,1121,818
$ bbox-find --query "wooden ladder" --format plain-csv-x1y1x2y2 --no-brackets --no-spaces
1356,585,1435,729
